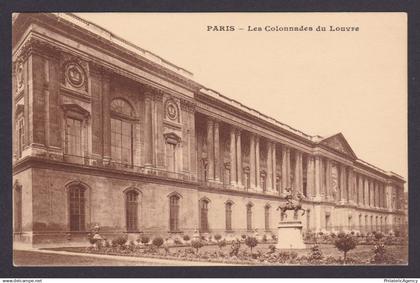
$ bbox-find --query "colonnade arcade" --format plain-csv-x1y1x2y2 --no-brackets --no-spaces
196,114,390,210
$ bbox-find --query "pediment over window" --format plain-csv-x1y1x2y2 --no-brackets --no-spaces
164,132,181,145
61,103,90,118
318,133,357,159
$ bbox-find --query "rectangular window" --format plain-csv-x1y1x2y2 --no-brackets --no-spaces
166,143,176,172
111,118,133,164
264,207,270,231
126,192,138,232
66,117,82,156
170,196,179,232
247,205,252,231
225,204,232,231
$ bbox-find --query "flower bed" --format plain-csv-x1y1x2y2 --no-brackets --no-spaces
45,241,407,265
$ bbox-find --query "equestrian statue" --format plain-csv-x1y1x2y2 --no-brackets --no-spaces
276,187,305,219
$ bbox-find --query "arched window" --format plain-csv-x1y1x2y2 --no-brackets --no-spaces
200,199,209,232
247,203,253,231
264,205,270,231
169,195,180,232
126,190,139,232
111,98,135,165
225,202,233,231
69,185,86,232
14,182,22,233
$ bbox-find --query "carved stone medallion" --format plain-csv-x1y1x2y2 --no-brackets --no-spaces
65,62,86,88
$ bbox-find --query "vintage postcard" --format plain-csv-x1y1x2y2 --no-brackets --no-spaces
11,12,407,266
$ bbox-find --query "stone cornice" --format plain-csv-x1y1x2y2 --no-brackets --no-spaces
13,13,200,93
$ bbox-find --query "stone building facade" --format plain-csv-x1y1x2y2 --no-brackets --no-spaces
12,13,406,245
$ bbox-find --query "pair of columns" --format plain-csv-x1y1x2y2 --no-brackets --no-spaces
358,175,387,208
206,119,221,182
205,118,301,193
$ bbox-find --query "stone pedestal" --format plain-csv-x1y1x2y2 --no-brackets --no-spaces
277,211,306,249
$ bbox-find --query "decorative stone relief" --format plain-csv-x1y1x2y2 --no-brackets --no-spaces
65,62,86,89
61,53,89,93
15,60,24,91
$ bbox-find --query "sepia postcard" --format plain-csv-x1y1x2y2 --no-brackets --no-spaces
11,12,407,267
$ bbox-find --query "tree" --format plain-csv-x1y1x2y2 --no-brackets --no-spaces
245,236,258,254
152,237,164,251
191,240,204,254
334,232,357,264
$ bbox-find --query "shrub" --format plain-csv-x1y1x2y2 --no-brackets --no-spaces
191,240,204,254
152,237,164,249
173,237,182,245
112,235,127,248
268,244,276,254
104,239,111,248
271,234,278,241
371,243,398,264
374,232,384,242
183,235,190,242
140,235,150,246
309,245,323,261
334,233,357,264
241,234,247,240
214,234,222,242
245,236,258,253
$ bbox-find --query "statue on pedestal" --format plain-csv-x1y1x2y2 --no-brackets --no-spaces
276,188,307,249
277,187,305,220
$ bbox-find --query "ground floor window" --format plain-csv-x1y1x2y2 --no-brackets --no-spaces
126,190,139,232
200,199,209,232
69,185,86,232
247,203,253,231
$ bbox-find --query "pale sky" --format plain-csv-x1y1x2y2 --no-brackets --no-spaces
74,13,407,183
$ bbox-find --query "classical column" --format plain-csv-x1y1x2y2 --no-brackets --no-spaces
144,94,153,166
314,155,321,200
326,159,332,200
365,179,369,207
249,134,256,189
347,168,354,203
272,143,277,192
236,129,243,187
230,126,236,186
213,120,220,182
294,151,302,192
255,136,260,190
102,72,111,162
207,119,214,181
307,156,315,198
286,147,291,188
281,145,288,193
267,141,273,191
358,175,363,206
340,165,346,203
